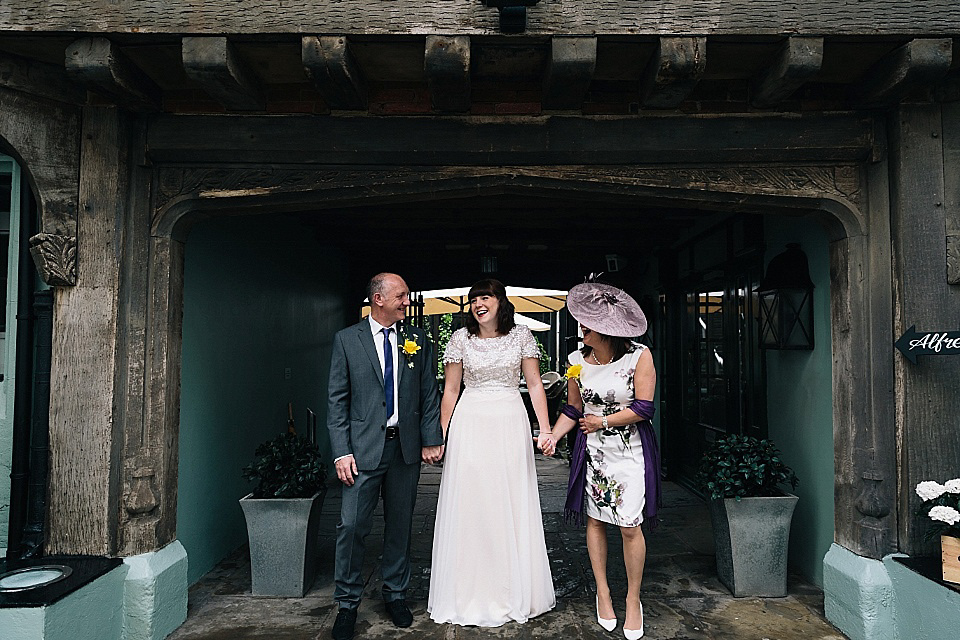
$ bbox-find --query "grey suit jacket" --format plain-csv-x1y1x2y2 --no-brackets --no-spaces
326,320,443,470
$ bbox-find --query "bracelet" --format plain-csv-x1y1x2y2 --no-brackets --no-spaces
601,415,609,429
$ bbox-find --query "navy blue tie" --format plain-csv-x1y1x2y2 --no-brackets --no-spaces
383,327,394,420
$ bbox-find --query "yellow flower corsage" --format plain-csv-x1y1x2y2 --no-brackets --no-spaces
564,364,583,380
402,339,421,356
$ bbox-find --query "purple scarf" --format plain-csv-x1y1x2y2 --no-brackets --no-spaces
563,400,662,528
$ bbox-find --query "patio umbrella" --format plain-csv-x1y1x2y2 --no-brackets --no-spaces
362,286,567,317
515,313,551,332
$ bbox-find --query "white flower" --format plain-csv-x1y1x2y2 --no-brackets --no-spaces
929,506,960,526
916,481,947,501
945,479,960,493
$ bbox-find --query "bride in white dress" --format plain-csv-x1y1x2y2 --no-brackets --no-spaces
427,279,557,627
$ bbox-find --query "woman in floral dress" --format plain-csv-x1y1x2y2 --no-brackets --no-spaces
544,282,659,640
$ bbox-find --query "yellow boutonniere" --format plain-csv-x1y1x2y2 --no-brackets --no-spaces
564,364,583,380
400,333,420,368
402,339,421,356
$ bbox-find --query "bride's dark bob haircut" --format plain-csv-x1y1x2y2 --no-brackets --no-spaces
465,278,516,336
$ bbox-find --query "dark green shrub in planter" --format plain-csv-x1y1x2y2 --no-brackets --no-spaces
240,432,328,596
696,434,799,597
242,432,328,499
697,434,798,500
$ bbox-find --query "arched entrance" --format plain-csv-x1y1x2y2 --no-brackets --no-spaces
140,163,893,585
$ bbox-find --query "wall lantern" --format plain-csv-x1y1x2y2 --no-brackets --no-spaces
756,243,815,350
480,0,541,34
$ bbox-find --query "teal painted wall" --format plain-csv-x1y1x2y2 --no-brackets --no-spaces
763,215,835,587
177,214,350,585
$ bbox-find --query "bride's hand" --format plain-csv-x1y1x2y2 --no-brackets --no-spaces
537,431,556,456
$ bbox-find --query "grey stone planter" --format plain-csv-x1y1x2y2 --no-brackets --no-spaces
708,493,799,597
240,490,324,597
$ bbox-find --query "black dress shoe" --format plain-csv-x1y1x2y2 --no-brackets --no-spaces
384,599,414,628
331,607,357,640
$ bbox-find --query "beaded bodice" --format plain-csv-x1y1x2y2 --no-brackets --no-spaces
443,326,541,389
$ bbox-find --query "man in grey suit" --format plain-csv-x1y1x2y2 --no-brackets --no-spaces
327,273,444,640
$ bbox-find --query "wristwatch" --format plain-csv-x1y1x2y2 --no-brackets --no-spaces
601,415,608,429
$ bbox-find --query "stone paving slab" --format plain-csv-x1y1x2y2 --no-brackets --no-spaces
170,456,847,640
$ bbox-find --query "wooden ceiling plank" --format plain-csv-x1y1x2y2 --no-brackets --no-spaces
751,37,824,108
640,37,706,109
301,36,368,110
852,38,953,106
64,37,161,112
425,35,471,113
0,51,86,104
542,36,597,110
182,36,265,111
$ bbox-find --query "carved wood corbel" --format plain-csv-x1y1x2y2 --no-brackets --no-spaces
29,233,77,286
425,36,471,113
852,38,953,106
301,36,368,110
182,37,266,111
640,37,706,109
542,37,597,111
751,37,824,108
65,37,162,112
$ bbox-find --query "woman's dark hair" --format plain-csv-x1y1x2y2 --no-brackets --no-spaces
581,332,635,364
465,279,516,336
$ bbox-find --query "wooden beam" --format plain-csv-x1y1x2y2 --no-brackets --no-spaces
0,51,86,105
424,35,471,113
639,37,706,109
182,36,265,111
301,36,367,110
64,37,161,112
851,38,953,106
542,36,597,111
3,1,960,36
145,113,875,165
751,37,824,108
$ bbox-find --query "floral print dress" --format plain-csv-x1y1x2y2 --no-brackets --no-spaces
570,346,647,527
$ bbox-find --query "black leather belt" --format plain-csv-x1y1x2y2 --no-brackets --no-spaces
385,425,400,440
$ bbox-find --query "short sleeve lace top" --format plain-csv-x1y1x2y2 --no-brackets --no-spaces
443,325,541,390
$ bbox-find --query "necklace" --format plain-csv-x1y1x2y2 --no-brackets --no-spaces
591,350,613,366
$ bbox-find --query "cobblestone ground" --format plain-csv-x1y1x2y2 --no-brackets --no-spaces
170,456,848,640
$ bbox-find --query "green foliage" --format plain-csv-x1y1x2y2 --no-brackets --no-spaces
242,432,328,499
535,337,550,375
696,434,798,501
436,313,454,378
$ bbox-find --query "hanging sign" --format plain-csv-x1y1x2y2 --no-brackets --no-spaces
895,326,960,364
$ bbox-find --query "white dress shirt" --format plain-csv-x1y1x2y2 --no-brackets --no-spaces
368,315,400,429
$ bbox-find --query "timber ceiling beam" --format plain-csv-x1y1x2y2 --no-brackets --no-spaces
0,51,86,105
64,37,161,112
301,36,367,110
751,37,824,108
542,36,597,111
639,37,706,109
425,36,471,113
852,38,953,106
182,36,265,111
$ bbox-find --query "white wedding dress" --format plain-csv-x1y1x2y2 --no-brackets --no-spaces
427,325,556,627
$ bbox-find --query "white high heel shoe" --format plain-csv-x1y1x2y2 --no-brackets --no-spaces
623,600,644,639
596,595,617,632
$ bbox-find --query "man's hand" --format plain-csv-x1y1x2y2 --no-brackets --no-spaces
422,445,444,464
335,454,359,486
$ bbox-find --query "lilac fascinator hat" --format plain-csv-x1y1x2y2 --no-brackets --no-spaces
566,282,647,337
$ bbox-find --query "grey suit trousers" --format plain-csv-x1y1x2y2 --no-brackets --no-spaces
334,438,421,608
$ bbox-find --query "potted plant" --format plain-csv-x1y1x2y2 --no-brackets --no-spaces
915,478,960,584
697,434,799,597
240,431,328,597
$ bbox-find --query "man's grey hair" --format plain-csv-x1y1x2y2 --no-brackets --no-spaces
367,272,392,302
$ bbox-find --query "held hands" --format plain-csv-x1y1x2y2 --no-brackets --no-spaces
422,445,445,464
335,454,359,487
579,414,604,434
537,431,556,456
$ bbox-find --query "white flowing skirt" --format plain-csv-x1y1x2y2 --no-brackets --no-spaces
427,387,556,627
